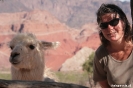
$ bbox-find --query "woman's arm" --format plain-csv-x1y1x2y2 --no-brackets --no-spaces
99,80,112,88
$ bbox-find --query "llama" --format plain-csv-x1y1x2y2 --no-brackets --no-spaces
9,33,59,81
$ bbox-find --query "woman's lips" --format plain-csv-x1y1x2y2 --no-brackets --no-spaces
107,32,116,37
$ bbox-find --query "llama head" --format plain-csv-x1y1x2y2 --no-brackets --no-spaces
9,33,59,69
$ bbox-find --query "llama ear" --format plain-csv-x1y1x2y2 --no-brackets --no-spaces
40,41,60,49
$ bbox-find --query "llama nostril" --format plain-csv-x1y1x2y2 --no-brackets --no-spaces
11,52,20,58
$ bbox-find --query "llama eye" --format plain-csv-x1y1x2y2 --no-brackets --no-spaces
29,45,35,50
10,46,14,50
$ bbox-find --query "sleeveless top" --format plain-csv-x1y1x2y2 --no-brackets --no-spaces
93,45,133,88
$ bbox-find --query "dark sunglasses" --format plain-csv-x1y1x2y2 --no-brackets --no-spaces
99,18,120,29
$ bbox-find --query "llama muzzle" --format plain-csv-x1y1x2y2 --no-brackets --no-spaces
10,52,20,64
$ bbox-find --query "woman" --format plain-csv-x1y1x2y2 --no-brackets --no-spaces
93,4,133,88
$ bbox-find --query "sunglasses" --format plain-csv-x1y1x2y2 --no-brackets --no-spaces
99,18,120,29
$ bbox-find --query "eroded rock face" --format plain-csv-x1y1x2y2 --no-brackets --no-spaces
59,47,94,71
0,10,100,71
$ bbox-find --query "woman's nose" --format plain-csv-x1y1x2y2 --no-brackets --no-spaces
107,24,114,30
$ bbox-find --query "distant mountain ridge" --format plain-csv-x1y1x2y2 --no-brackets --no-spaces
0,0,131,28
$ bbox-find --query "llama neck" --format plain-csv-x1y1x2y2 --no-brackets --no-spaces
11,66,44,81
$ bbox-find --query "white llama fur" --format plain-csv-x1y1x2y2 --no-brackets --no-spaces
44,67,59,82
9,33,59,81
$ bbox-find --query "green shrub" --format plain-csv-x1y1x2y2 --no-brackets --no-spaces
82,52,95,74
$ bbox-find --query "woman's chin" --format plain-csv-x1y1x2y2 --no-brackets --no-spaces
108,37,118,41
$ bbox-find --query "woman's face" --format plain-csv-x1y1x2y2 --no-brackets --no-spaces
100,13,124,43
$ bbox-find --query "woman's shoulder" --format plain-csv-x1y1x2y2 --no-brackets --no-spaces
96,45,107,54
95,45,108,58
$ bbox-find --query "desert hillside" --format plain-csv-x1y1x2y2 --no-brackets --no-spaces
0,10,100,71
